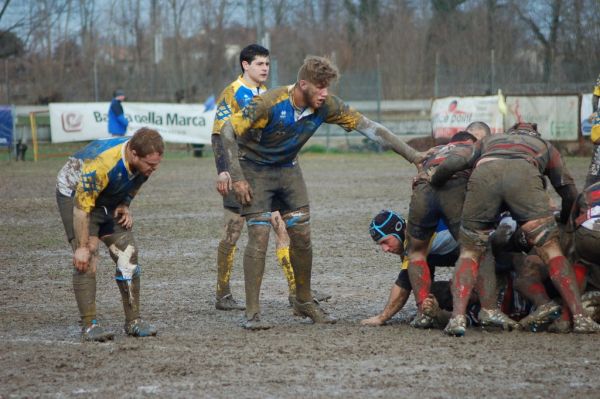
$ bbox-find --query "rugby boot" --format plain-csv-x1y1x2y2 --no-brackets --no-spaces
518,300,561,332
478,308,520,331
216,294,246,311
443,315,467,337
572,314,600,334
241,314,273,330
292,299,337,324
410,312,434,329
125,319,158,337
288,289,333,307
81,320,114,342
547,318,571,334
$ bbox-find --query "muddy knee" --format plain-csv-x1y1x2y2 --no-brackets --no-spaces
103,232,140,280
245,213,272,257
283,207,311,248
222,209,245,245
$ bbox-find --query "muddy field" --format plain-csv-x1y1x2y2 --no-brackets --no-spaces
1,151,600,398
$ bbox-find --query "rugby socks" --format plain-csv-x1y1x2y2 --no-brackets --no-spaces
116,274,141,323
548,256,583,316
73,271,97,327
216,241,236,299
408,259,431,310
288,225,313,304
559,262,588,322
276,246,297,295
243,225,269,319
451,257,478,317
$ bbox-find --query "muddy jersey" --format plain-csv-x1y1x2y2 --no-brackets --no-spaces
212,76,267,135
413,140,473,184
228,85,362,165
432,133,575,190
573,181,600,231
56,137,147,213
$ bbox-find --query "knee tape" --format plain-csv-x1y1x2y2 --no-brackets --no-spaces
103,232,140,280
522,217,559,247
283,208,310,229
246,212,272,227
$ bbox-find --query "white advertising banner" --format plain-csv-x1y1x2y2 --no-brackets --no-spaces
431,96,504,139
49,102,215,144
504,95,579,141
581,93,593,136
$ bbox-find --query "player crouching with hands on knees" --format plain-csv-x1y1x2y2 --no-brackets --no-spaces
56,128,163,341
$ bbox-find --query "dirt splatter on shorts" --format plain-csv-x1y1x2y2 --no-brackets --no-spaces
239,160,309,216
407,178,467,240
461,159,552,232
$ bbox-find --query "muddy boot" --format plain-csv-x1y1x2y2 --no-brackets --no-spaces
572,314,600,334
582,291,600,320
292,298,337,324
216,294,246,311
241,314,273,330
81,320,114,342
444,315,467,337
478,308,520,331
410,312,434,329
125,319,158,337
518,300,561,332
547,318,571,334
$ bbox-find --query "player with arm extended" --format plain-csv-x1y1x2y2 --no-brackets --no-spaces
56,128,164,341
220,55,423,329
211,44,330,311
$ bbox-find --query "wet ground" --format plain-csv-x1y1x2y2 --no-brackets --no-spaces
1,152,599,398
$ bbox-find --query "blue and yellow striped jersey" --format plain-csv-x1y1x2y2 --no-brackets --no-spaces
229,85,362,165
56,137,147,213
212,75,267,135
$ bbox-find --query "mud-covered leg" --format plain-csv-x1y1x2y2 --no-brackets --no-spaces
73,237,114,342
549,263,588,333
444,226,488,336
104,232,157,337
284,207,336,324
407,236,433,328
242,213,271,329
216,209,245,310
524,217,600,333
271,211,296,298
476,248,519,330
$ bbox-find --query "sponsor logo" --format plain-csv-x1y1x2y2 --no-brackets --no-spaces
61,112,83,132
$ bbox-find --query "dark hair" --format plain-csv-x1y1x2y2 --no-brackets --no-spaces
450,131,477,143
129,127,164,157
239,44,269,73
465,121,491,137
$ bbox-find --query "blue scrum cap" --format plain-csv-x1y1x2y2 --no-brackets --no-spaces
369,210,406,244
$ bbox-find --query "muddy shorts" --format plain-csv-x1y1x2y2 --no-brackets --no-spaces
461,159,552,232
239,160,309,216
56,190,128,248
222,191,242,214
408,178,467,241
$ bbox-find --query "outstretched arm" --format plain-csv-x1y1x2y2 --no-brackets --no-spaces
355,116,422,164
361,284,411,326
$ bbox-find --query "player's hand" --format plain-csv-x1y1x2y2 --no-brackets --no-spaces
114,204,133,229
233,180,253,206
360,315,386,326
216,171,232,196
73,246,91,272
